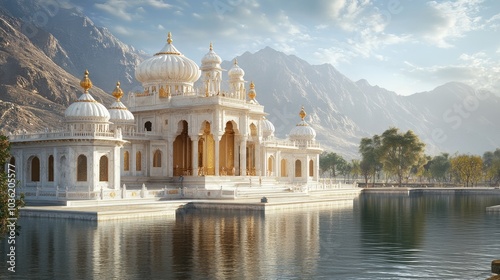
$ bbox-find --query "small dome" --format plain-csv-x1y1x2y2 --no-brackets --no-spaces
135,32,201,85
261,117,275,138
228,59,245,80
289,106,316,141
65,70,110,123
109,82,134,123
201,42,222,67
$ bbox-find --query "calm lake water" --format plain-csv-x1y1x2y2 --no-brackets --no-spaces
2,193,500,279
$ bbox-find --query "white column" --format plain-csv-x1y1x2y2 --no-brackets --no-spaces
240,137,247,176
191,136,198,177
167,136,174,177
113,146,121,190
215,134,220,176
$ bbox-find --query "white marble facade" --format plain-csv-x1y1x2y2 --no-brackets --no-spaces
8,33,322,199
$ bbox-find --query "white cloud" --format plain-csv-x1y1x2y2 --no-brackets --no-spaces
94,0,172,21
157,24,165,30
402,51,500,93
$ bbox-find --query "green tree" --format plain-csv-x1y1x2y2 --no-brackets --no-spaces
319,152,346,178
1,134,24,239
450,154,483,187
350,159,360,181
379,128,426,187
483,149,500,186
359,135,382,186
428,153,451,182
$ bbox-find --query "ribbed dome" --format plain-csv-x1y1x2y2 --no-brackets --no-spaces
135,33,201,84
109,102,135,123
201,42,222,67
65,70,110,123
228,59,245,80
289,106,316,141
109,82,134,124
261,117,275,138
289,121,316,141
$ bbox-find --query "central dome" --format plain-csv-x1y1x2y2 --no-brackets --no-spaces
135,32,200,85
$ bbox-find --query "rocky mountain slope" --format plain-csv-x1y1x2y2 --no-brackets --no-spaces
221,47,500,157
0,1,498,158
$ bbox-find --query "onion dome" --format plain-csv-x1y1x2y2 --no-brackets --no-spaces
135,32,200,85
289,106,316,141
65,70,110,123
201,42,222,69
228,59,245,80
261,116,275,138
108,82,135,123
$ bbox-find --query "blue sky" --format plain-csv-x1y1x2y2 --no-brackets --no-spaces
63,0,499,96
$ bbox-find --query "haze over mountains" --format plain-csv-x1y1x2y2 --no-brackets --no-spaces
0,0,499,158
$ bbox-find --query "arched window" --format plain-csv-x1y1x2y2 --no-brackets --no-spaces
268,156,274,175
136,151,142,171
99,155,108,181
309,159,314,177
153,150,162,167
250,123,257,136
48,155,54,182
280,159,287,177
124,151,130,171
144,121,152,132
295,160,302,177
77,154,87,182
31,156,40,182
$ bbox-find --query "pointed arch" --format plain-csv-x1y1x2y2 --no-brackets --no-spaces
136,151,142,171
48,155,54,182
153,149,162,167
295,159,302,177
99,155,109,181
124,151,130,171
198,121,215,175
268,155,274,176
250,123,257,137
220,121,235,175
280,158,287,177
173,120,192,176
30,156,40,182
77,154,87,182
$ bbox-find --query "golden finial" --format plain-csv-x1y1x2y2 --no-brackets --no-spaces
299,106,306,120
112,81,123,101
80,69,93,92
248,81,256,100
209,42,213,51
167,32,172,44
233,58,238,65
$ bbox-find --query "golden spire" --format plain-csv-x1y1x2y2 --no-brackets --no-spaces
80,69,93,92
209,42,213,51
248,81,256,100
233,58,238,65
167,32,172,44
112,82,123,101
299,106,306,120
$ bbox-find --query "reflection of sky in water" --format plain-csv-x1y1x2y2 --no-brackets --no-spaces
1,195,500,279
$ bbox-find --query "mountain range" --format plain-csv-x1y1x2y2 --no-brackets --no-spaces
1,0,499,158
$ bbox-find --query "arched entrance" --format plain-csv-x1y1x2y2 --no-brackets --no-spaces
198,121,215,175
219,121,235,175
173,121,192,176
